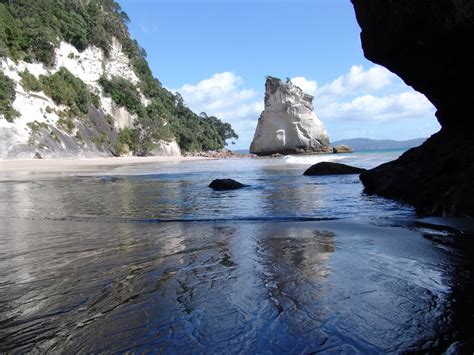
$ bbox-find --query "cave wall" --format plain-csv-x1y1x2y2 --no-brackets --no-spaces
352,0,474,216
352,0,474,129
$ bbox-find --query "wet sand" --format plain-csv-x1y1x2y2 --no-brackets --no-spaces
0,217,473,353
0,156,212,174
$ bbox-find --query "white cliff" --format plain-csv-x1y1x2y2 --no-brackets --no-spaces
0,39,180,159
150,140,182,157
250,77,330,156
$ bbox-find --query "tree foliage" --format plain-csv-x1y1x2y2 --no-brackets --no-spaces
99,75,144,117
19,69,42,92
0,0,132,64
40,67,95,115
0,0,238,153
0,72,19,122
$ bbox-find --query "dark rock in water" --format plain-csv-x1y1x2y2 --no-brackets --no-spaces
303,162,366,176
351,0,474,216
360,130,474,216
33,152,43,159
332,145,353,154
209,179,246,190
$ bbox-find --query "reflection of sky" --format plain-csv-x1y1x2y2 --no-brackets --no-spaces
1,217,464,352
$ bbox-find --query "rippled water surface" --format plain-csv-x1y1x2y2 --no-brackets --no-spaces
1,152,473,353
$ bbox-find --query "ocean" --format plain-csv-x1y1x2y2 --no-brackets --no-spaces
1,149,473,352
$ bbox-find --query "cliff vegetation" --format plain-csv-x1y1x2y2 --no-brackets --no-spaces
0,0,237,155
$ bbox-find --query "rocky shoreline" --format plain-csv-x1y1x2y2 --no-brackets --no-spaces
183,149,257,159
185,148,353,159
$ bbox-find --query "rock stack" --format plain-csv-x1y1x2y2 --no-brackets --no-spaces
250,77,330,156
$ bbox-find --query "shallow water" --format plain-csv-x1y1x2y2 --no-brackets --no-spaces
1,152,473,353
0,151,411,223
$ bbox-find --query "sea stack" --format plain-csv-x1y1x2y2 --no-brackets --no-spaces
250,76,330,156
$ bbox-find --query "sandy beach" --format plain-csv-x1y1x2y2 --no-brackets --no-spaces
0,156,212,174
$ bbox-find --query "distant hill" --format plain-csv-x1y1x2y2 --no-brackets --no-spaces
331,138,426,151
233,149,250,154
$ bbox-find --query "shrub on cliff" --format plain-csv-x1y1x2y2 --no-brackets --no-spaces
0,3,23,60
99,76,144,117
40,67,94,115
0,72,19,122
116,127,139,155
19,70,42,92
169,104,237,152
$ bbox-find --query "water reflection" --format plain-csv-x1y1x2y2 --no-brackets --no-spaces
418,227,474,352
2,217,470,352
1,156,472,352
0,219,336,352
0,157,414,222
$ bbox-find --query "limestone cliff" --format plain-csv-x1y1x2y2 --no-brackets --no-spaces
352,0,474,216
0,40,178,159
250,77,330,156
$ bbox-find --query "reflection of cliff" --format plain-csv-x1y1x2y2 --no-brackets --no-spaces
256,225,335,318
265,178,328,216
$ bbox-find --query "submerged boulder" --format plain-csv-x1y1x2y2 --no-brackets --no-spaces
303,162,367,176
209,179,246,191
250,76,330,156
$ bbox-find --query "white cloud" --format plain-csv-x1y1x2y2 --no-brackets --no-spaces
288,66,436,124
290,77,318,95
318,65,395,97
319,91,435,122
173,66,438,149
310,65,438,139
173,72,262,149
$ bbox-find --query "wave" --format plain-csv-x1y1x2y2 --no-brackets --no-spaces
282,154,350,165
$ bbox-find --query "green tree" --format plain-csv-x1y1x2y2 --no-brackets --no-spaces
0,3,24,59
40,67,93,114
99,75,144,117
0,72,19,122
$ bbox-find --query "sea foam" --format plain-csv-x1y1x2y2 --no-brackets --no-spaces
283,154,350,165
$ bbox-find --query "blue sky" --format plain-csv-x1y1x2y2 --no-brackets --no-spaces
118,0,439,149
